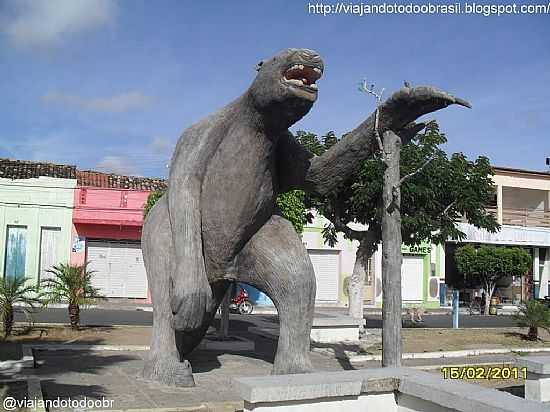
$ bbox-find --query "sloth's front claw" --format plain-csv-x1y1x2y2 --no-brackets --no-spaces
380,85,472,132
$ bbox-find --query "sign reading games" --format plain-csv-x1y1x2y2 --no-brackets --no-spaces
401,244,432,255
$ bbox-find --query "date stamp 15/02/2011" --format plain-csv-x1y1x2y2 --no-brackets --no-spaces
441,366,528,380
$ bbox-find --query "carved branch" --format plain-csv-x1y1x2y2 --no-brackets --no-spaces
374,106,384,154
304,86,471,196
397,121,427,145
359,79,385,154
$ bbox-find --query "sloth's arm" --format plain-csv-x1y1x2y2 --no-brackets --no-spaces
166,128,214,330
277,86,470,195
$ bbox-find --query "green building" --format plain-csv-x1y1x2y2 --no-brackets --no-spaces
0,160,76,286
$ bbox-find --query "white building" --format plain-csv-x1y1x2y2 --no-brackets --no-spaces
301,212,443,308
446,166,550,303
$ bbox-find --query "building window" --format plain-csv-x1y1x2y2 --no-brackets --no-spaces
4,226,27,280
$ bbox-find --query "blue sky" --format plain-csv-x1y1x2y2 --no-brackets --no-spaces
1,0,549,178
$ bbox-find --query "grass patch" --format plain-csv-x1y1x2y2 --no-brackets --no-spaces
402,327,550,353
0,324,152,361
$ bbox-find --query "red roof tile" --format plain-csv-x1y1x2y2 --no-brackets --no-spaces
0,158,167,191
77,170,167,191
0,158,77,179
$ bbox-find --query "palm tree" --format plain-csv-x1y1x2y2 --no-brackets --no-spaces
42,263,103,329
0,277,43,338
514,300,550,341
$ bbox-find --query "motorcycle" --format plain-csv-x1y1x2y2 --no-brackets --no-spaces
229,287,254,315
535,296,550,309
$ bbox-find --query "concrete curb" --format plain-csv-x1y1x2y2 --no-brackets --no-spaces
13,302,98,309
27,378,46,412
15,321,151,328
22,336,255,364
26,343,150,352
0,346,34,371
87,401,243,412
89,408,210,412
335,346,550,363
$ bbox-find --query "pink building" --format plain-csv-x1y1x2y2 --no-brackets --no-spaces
70,171,166,303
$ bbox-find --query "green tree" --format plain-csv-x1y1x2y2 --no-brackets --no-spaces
144,190,166,218
455,245,532,315
295,122,499,322
275,130,333,233
0,277,43,338
42,263,103,328
276,190,311,234
514,300,550,340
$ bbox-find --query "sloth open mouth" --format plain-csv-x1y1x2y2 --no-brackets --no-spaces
283,64,323,92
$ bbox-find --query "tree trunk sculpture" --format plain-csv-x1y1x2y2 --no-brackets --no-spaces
141,48,470,387
381,130,403,367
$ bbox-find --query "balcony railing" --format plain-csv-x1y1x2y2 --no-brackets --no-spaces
460,207,550,229
501,207,550,229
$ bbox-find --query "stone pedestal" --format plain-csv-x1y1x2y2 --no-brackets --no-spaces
516,355,550,402
310,316,365,343
249,316,365,344
525,372,550,402
233,367,546,412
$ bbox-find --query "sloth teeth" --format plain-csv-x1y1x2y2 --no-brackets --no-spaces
284,77,318,90
288,64,305,71
285,78,304,86
288,64,322,74
283,64,322,91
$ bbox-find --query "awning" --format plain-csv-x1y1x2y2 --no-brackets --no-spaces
452,222,550,247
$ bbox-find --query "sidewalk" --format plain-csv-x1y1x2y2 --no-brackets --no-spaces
3,339,541,411
3,323,547,411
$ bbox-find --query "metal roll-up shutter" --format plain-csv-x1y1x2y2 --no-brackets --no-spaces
308,249,340,302
87,240,148,298
124,243,148,298
87,241,111,295
401,255,424,301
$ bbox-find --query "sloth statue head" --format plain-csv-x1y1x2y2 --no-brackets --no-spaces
247,48,324,128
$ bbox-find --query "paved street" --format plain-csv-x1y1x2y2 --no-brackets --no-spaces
15,307,518,329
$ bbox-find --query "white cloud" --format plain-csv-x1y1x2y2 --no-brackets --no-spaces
96,155,139,176
1,0,116,49
43,91,154,113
